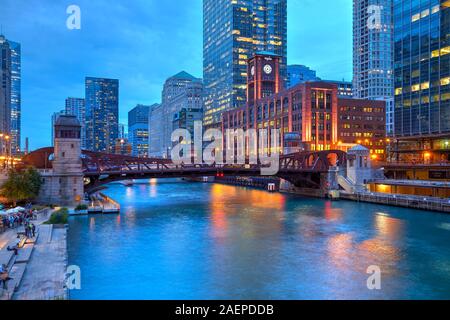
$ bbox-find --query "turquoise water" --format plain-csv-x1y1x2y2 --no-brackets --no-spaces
68,179,450,300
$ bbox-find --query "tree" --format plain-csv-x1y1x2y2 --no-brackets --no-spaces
0,167,42,206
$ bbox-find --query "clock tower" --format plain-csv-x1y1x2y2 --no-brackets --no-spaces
247,52,282,104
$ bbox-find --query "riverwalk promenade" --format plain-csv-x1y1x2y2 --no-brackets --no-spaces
0,210,68,300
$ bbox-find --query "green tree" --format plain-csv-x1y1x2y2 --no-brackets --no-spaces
1,167,42,206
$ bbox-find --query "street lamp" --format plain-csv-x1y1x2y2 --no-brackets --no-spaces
4,135,11,168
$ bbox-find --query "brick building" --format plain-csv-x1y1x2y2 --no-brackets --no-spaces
222,53,387,159
338,98,387,160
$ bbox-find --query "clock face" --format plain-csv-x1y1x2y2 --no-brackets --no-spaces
263,64,273,75
251,66,255,76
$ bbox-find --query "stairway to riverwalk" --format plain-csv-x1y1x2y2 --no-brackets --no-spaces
0,240,37,300
0,212,51,300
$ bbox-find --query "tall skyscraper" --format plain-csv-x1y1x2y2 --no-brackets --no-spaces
85,77,119,153
9,41,21,154
353,0,395,134
128,104,150,158
287,65,321,88
148,103,164,158
0,36,21,154
65,97,86,149
392,0,449,162
203,0,287,128
0,35,11,137
118,123,127,139
149,71,203,158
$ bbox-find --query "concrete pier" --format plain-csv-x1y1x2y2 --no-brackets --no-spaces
86,192,120,214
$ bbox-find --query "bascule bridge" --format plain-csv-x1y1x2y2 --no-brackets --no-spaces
20,116,377,207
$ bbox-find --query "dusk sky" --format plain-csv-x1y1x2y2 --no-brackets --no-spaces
1,0,352,150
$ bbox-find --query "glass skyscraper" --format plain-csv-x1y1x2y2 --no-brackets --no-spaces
286,65,321,88
203,0,287,128
0,36,11,138
9,41,21,154
128,104,150,158
65,97,86,149
85,77,119,153
0,36,21,154
353,0,395,134
394,0,449,136
393,0,449,162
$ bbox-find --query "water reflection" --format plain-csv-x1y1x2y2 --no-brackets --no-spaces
68,180,450,300
324,201,342,222
375,213,403,240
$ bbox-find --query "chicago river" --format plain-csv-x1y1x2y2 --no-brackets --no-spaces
68,179,450,300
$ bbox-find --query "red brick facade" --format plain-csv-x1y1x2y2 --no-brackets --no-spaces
221,54,387,158
338,98,386,160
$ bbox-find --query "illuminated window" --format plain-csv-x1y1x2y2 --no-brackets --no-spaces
421,82,430,90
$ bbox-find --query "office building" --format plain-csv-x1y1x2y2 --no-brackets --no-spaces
338,98,387,160
85,77,119,153
149,72,203,158
392,0,449,163
118,123,127,139
173,108,203,137
148,103,164,158
9,41,20,154
287,65,321,88
321,80,354,98
128,104,150,157
0,36,21,154
222,53,386,157
203,0,288,128
65,97,86,149
114,138,132,156
353,0,395,134
0,35,11,137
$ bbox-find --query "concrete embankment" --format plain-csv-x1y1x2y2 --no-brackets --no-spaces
340,191,450,213
210,176,450,213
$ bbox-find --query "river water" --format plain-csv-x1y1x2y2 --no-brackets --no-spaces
68,179,450,300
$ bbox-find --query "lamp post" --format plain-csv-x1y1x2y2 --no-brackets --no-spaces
0,133,5,170
5,135,11,168
5,136,14,169
0,134,12,169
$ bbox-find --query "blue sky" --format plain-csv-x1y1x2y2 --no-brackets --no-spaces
1,0,352,150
